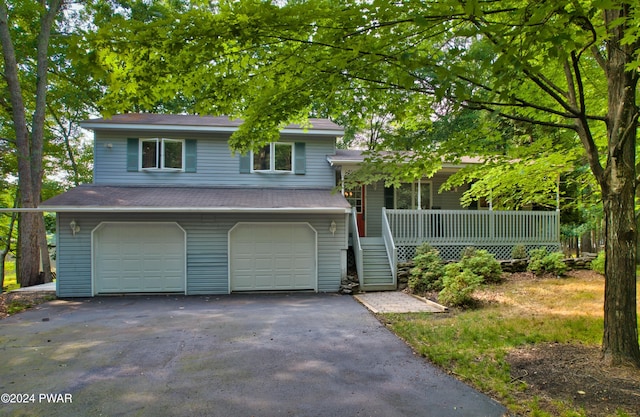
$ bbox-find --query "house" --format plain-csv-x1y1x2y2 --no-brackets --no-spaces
41,114,351,297
328,149,561,291
41,114,560,297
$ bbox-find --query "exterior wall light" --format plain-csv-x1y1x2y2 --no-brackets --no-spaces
70,219,80,236
329,220,337,236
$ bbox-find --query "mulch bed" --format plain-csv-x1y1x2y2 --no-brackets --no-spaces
0,291,56,319
507,343,640,416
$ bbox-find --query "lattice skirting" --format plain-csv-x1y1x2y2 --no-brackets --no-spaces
397,244,561,262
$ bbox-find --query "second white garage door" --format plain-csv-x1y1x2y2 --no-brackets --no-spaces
229,223,317,291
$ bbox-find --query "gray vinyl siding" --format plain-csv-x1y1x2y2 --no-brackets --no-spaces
365,183,385,237
363,173,466,237
431,172,466,210
56,212,346,297
55,216,93,297
93,131,336,188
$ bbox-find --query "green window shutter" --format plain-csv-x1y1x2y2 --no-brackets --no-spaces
127,138,139,172
294,142,306,175
185,139,197,173
239,153,251,174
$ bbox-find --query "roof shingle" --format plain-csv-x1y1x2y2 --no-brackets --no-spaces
81,114,344,133
41,186,351,213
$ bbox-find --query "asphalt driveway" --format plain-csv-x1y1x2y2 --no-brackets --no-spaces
0,294,507,416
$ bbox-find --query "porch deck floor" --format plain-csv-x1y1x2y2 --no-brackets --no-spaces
354,291,447,314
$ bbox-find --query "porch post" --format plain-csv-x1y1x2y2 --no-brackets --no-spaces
556,175,560,211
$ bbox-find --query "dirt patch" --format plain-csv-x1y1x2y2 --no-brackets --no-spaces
0,291,56,319
494,270,640,416
510,268,603,282
508,343,640,416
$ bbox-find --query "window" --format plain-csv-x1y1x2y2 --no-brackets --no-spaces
344,186,363,213
141,138,184,170
386,181,432,209
253,143,292,172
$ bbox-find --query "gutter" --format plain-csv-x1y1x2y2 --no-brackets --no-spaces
81,123,344,137
1,207,352,214
326,156,364,166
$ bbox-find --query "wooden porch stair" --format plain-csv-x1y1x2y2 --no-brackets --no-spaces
360,237,396,291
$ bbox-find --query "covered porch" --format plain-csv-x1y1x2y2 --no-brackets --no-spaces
386,208,560,261
350,207,560,291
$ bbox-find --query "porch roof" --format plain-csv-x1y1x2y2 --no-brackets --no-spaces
327,149,484,167
40,185,351,214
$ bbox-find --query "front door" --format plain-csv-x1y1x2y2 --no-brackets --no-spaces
346,186,365,237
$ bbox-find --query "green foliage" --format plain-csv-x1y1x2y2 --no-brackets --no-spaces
442,130,580,210
527,248,567,277
384,275,607,416
590,251,605,275
511,244,528,260
459,249,503,284
417,248,502,306
409,243,444,293
459,246,477,259
439,264,483,307
6,294,55,314
7,300,34,315
2,260,18,292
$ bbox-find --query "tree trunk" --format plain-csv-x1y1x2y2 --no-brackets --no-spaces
38,215,52,283
1,193,19,292
0,1,62,287
598,7,640,367
17,213,42,287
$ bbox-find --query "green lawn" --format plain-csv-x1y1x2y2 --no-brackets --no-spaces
2,260,18,292
381,273,639,417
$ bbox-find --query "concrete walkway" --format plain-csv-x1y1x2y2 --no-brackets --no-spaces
354,291,448,313
11,282,56,292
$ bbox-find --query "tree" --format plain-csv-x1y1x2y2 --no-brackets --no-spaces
0,0,66,286
0,185,18,292
0,1,101,287
90,1,640,366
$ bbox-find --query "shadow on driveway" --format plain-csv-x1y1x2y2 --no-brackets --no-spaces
0,293,508,416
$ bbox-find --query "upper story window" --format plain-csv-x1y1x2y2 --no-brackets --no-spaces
141,138,184,170
252,143,293,172
239,142,305,175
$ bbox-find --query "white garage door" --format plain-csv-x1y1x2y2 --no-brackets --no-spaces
230,223,317,291
94,223,186,294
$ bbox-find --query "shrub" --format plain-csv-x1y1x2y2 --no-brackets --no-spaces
591,251,605,275
460,246,477,259
438,263,483,307
459,249,503,284
527,248,567,277
511,244,528,259
409,243,445,293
